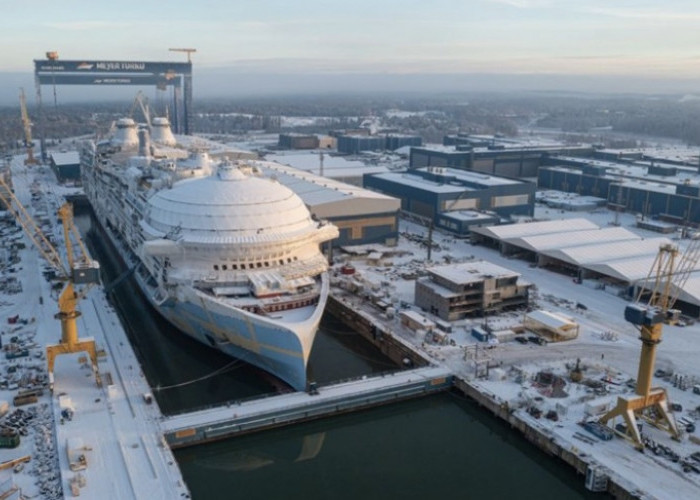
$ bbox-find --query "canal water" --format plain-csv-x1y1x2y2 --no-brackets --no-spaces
78,210,603,499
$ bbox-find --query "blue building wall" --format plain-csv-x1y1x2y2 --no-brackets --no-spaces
364,170,535,234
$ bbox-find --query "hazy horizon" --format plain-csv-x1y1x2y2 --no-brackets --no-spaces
2,68,700,107
4,1,700,107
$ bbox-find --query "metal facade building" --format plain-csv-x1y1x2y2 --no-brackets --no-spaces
363,167,535,234
337,134,422,154
538,156,700,226
409,145,594,178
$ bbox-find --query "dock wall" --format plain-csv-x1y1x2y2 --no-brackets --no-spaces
329,292,642,499
326,295,431,368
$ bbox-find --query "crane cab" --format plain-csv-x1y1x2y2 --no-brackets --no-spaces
72,261,101,285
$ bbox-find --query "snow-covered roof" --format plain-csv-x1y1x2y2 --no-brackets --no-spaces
541,237,671,266
515,227,639,252
525,310,576,329
472,218,598,241
50,151,80,165
428,260,519,285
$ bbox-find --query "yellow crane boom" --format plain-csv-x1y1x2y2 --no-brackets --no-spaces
19,88,38,166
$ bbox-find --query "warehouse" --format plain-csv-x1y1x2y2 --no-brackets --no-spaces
409,144,593,178
538,155,700,226
255,161,401,247
469,217,700,316
363,167,535,235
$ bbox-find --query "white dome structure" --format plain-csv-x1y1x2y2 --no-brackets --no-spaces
151,117,177,146
111,118,139,150
144,163,316,245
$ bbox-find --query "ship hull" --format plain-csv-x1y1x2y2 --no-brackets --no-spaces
92,205,323,392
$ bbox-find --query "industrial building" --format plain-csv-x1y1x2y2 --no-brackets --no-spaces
409,143,593,178
278,133,320,150
523,310,579,342
363,167,535,235
415,261,532,321
255,160,401,247
49,151,81,183
337,134,422,155
469,218,700,317
538,155,700,226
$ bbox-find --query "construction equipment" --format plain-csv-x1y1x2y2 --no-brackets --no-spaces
599,236,700,449
0,176,101,390
129,90,151,130
0,454,31,471
169,47,197,62
19,88,38,166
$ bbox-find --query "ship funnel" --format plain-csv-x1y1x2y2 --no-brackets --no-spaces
138,127,151,157
151,117,177,146
111,118,139,150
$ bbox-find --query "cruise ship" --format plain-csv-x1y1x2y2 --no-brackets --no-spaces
80,117,338,391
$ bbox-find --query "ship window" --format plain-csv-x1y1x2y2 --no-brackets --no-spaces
214,265,219,271
232,264,238,270
279,259,284,265
293,256,298,261
241,263,246,269
222,265,228,271
287,258,292,263
264,262,269,267
256,262,262,268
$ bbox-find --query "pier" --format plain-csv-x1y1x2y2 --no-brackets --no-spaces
162,366,453,448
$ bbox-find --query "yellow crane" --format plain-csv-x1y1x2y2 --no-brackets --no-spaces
599,236,700,449
0,176,101,390
19,88,38,166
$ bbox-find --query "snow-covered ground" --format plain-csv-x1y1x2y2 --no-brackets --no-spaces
330,204,700,499
0,158,189,499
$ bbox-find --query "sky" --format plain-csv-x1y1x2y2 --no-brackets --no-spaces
3,0,700,101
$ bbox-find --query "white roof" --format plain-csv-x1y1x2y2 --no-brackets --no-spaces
472,218,599,241
429,260,519,285
516,226,639,252
51,151,80,165
145,164,315,241
526,310,576,329
541,237,672,266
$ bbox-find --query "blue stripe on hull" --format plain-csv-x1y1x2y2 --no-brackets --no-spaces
155,299,310,391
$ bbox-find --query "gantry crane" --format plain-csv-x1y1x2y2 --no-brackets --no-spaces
599,236,700,449
0,176,101,389
19,88,38,166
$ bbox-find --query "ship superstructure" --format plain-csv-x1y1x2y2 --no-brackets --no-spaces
81,118,338,390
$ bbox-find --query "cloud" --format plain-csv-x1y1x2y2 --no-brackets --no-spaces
42,21,133,31
583,6,700,21
484,0,553,8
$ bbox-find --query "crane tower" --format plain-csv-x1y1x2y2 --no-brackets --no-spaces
599,238,700,449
